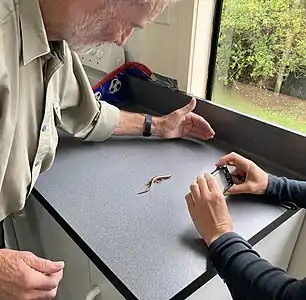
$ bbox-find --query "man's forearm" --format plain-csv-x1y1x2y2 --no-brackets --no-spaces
266,174,306,208
112,111,162,137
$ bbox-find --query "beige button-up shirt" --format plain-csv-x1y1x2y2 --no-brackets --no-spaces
0,0,120,220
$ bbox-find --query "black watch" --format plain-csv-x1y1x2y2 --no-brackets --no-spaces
143,114,152,137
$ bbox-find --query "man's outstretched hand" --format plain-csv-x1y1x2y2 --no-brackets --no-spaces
157,98,215,140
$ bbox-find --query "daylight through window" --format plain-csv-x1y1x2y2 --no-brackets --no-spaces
212,0,306,134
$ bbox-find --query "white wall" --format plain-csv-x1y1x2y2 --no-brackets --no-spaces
124,1,196,92
125,0,216,97
188,0,215,98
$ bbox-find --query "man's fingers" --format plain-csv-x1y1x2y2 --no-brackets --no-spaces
28,269,63,290
189,120,215,138
190,131,214,140
28,287,58,299
191,113,215,136
204,173,220,194
190,113,214,132
26,254,64,274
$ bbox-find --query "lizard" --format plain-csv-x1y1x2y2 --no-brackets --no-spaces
137,174,172,195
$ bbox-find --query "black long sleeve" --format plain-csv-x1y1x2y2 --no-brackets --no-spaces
209,175,306,300
266,174,306,208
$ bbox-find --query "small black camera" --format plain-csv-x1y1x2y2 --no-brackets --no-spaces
211,165,234,194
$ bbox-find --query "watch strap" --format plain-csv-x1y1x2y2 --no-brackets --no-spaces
143,114,152,137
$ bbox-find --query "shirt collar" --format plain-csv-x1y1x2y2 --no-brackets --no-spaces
19,0,65,65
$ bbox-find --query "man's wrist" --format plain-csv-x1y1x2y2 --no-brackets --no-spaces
113,111,163,137
150,116,162,137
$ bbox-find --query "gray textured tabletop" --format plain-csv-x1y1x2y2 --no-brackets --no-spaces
35,135,288,300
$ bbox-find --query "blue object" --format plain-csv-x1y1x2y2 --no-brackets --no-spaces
92,62,152,105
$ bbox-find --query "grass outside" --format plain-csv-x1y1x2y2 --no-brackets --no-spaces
212,82,306,135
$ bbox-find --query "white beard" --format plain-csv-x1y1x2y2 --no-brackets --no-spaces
70,44,97,55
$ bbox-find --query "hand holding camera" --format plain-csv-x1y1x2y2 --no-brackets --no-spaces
185,152,269,246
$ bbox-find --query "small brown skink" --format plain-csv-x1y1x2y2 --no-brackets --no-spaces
137,174,172,195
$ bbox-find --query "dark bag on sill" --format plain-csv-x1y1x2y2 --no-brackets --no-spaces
92,62,178,106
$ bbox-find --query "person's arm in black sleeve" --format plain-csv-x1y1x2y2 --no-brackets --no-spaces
186,152,306,300
209,232,306,300
266,174,306,208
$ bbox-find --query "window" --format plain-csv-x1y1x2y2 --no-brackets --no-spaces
211,0,306,134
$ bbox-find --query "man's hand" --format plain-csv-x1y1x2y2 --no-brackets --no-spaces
0,249,64,300
185,174,233,246
157,98,215,140
113,98,214,140
216,152,269,195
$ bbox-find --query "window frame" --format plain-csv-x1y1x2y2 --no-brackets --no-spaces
205,0,224,100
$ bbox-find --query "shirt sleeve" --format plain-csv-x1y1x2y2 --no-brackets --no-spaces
266,174,306,208
57,45,119,141
209,232,306,300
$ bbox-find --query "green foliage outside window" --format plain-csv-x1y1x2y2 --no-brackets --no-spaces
216,0,306,92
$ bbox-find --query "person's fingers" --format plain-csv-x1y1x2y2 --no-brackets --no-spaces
231,170,239,176
197,174,209,198
190,181,201,201
204,173,220,194
27,269,63,290
230,166,245,177
216,152,249,170
216,152,238,166
226,183,251,195
185,192,195,211
232,175,245,185
26,254,64,274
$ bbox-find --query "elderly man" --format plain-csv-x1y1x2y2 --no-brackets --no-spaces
0,0,214,298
